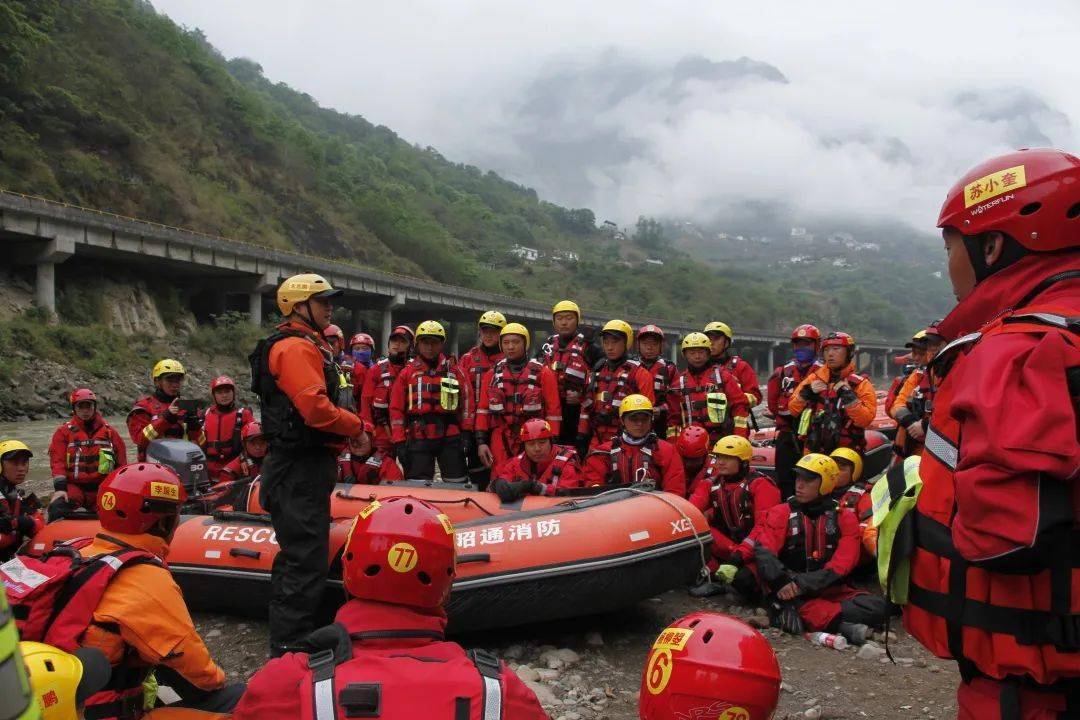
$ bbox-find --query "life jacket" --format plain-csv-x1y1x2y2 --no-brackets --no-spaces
300,623,508,720
837,481,871,516
250,327,346,453
780,503,841,573
338,451,387,485
774,361,822,428
673,365,734,433
904,304,1080,685
507,446,579,490
461,346,503,405
485,359,545,427
543,333,590,401
587,357,644,431
128,394,184,440
796,370,871,453
201,405,247,464
60,418,118,487
405,356,461,416
605,434,659,487
704,468,755,542
225,453,262,481
370,358,404,425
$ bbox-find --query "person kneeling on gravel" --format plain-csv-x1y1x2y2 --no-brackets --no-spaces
233,496,550,719
728,454,889,646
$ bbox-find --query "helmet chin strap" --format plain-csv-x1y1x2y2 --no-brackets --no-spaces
294,299,324,335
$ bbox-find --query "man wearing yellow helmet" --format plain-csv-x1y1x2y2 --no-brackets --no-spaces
704,321,763,409
1,440,44,562
576,320,655,453
388,320,472,482
18,641,112,720
251,273,366,656
829,447,876,564
541,300,600,445
668,333,750,445
730,453,887,644
581,394,685,495
884,329,928,417
458,311,506,489
127,359,203,462
475,323,562,471
889,322,946,460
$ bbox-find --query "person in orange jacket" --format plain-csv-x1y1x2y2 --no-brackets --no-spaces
48,388,127,515
667,333,750,444
389,321,471,482
0,440,44,562
476,323,562,471
704,321,762,409
337,430,404,484
360,325,414,453
73,464,243,718
885,330,928,413
829,447,876,563
890,324,946,460
199,376,254,481
576,320,655,452
459,311,506,489
489,418,583,502
251,273,366,657
786,332,876,454
127,359,203,462
581,394,685,496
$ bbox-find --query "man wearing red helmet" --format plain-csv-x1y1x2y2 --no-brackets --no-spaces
674,425,711,493
348,332,376,406
636,325,675,436
361,325,414,455
787,332,876,455
199,376,254,481
489,418,583,502
901,149,1080,719
233,496,549,720
323,323,348,367
639,612,781,720
47,388,127,514
338,429,404,484
219,421,267,484
767,324,823,498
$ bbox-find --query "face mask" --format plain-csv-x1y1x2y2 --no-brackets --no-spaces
793,347,816,364
352,349,373,366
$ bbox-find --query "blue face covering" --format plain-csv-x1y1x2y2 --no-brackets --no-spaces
793,347,817,365
352,349,373,367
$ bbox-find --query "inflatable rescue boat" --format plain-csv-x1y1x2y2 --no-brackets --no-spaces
749,428,892,479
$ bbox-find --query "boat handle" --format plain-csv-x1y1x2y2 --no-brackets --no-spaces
457,553,491,564
229,548,261,559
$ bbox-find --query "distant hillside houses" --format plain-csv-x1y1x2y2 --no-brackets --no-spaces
509,245,579,264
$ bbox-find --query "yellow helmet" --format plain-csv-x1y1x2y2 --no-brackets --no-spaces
704,321,733,341
415,320,447,341
600,319,633,346
151,359,185,380
830,447,864,482
20,641,111,720
478,311,507,329
276,273,342,316
619,393,654,417
905,329,928,349
0,439,32,461
552,300,581,320
500,322,531,350
680,332,712,352
794,453,841,495
711,435,753,462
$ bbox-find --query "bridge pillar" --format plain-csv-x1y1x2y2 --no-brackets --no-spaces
450,322,464,357
668,334,680,364
768,342,779,372
247,273,278,326
882,349,892,379
380,294,406,349
34,237,76,318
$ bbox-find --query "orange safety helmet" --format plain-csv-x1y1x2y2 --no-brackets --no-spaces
675,425,710,459
790,324,820,344
341,496,456,610
937,148,1080,252
97,463,187,536
69,388,97,406
209,375,235,392
520,418,555,442
639,611,782,720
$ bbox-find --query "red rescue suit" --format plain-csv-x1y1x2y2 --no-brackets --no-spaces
48,413,127,509
767,360,823,432
541,332,591,408
904,259,1080,696
232,598,549,720
735,499,867,631
640,358,676,435
220,454,262,483
200,404,254,480
491,446,583,496
716,354,762,407
361,357,406,452
689,464,781,562
577,357,655,447
337,450,404,484
350,363,368,407
581,433,686,496
667,364,750,442
834,481,875,565
476,359,562,466
127,391,203,461
388,355,470,444
0,475,44,561
459,344,505,432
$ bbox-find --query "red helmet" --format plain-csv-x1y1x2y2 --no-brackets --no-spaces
341,496,456,609
639,612,781,720
638,324,665,342
324,324,344,340
520,418,555,442
675,425,710,459
790,324,821,344
821,331,855,352
390,325,415,343
241,421,263,442
349,332,375,348
97,463,187,536
69,388,97,406
210,375,235,392
938,148,1080,252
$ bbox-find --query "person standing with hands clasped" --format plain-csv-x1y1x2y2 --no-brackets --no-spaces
250,273,367,657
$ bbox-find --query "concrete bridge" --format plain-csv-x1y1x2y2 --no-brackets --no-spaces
0,190,906,378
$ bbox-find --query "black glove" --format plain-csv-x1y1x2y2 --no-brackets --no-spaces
837,385,858,406
394,443,410,476
47,497,75,523
799,384,819,402
772,602,805,635
492,480,524,503
575,433,591,457
15,514,36,536
793,569,840,596
753,545,794,592
0,515,13,534
460,432,475,458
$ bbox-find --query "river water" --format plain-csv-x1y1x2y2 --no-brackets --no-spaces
0,415,131,495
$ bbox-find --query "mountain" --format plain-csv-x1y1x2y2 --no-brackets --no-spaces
0,0,949,339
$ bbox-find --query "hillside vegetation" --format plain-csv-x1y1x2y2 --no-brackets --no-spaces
0,0,950,339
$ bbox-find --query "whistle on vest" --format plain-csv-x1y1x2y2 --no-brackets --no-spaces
98,448,116,475
440,377,460,411
706,392,728,425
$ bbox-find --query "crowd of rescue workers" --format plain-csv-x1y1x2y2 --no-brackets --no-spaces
1,147,1078,720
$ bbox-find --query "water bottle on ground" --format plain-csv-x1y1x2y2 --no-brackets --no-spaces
804,632,848,650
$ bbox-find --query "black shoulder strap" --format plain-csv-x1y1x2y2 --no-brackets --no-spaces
467,649,504,720
1013,269,1080,310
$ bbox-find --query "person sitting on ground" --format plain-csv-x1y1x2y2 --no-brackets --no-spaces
200,376,255,481
232,496,550,719
0,440,43,562
127,359,203,462
337,428,404,485
48,388,126,515
674,425,711,496
489,418,583,502
581,394,686,496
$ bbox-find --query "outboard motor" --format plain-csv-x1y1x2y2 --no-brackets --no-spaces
146,439,211,495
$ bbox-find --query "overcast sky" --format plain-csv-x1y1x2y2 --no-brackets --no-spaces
153,1,1080,231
